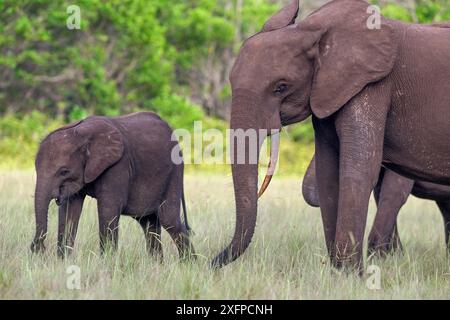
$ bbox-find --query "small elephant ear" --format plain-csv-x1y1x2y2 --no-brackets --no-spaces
303,1,397,118
44,120,83,140
262,0,299,32
75,118,124,184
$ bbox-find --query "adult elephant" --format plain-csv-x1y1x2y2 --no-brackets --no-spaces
303,157,450,255
211,0,450,271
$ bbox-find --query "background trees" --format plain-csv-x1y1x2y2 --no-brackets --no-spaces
1,0,449,169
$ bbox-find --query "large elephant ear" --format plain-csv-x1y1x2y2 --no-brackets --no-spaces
75,118,124,184
303,0,398,118
262,0,299,32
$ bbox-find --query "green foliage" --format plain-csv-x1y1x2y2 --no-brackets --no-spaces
0,0,202,127
69,105,88,122
162,0,236,70
1,1,449,172
416,0,450,22
376,0,450,23
381,4,414,22
0,0,295,169
0,111,62,168
0,0,284,127
149,94,204,130
285,120,315,145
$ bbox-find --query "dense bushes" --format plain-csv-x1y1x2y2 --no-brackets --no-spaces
380,0,450,22
0,0,281,124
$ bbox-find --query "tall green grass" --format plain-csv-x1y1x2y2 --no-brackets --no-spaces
0,171,448,299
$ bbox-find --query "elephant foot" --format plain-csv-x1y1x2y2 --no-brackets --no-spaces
30,239,46,254
57,245,74,259
149,250,164,262
331,259,364,276
180,252,197,263
331,247,364,276
177,243,197,262
211,249,232,269
368,235,403,258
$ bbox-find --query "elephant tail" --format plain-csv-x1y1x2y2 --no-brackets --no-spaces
181,188,194,235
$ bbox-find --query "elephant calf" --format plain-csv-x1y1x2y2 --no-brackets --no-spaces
302,157,450,255
30,112,195,259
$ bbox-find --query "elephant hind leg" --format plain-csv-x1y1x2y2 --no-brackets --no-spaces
158,167,196,261
159,203,196,261
134,213,163,260
368,168,413,257
302,155,320,207
436,201,450,251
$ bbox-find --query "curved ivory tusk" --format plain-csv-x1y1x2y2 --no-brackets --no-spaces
258,133,280,198
258,160,274,198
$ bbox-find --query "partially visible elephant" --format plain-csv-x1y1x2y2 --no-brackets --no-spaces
211,0,450,271
30,112,195,260
303,156,450,255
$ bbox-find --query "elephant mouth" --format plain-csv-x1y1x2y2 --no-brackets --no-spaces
280,111,298,126
55,183,83,206
55,197,63,206
55,195,70,206
280,107,312,127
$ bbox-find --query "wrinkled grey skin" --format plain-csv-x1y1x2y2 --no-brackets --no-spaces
211,0,450,271
303,156,450,255
30,112,195,260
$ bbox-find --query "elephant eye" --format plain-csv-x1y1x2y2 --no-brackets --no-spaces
274,83,288,95
59,168,70,177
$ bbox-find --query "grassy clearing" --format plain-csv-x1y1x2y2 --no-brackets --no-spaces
0,171,449,299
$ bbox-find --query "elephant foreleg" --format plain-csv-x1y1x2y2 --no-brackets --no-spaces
97,198,122,254
57,193,85,258
331,84,390,272
158,167,195,261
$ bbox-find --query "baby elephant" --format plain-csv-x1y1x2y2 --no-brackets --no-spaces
30,112,195,260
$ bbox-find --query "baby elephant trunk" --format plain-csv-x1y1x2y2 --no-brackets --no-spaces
31,176,52,253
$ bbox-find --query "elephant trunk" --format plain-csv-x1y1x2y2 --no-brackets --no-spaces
212,154,260,268
212,92,270,268
31,175,51,253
